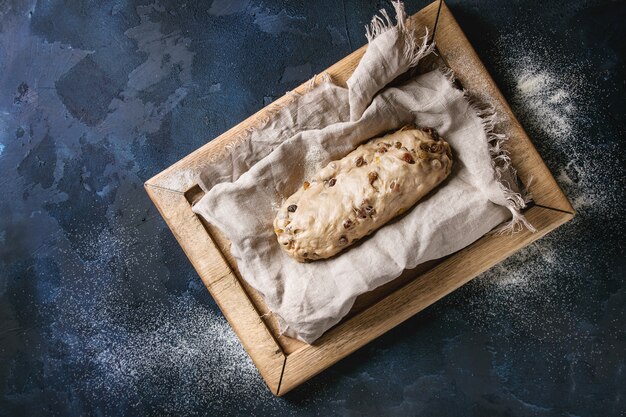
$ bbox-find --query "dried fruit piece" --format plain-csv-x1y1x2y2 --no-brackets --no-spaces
402,152,415,164
368,171,378,185
287,204,297,213
395,141,402,149
338,236,348,246
303,181,310,190
343,219,353,229
328,178,336,187
390,180,401,192
355,156,365,167
421,127,439,139
353,199,376,218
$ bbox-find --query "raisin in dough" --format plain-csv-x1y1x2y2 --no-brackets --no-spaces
274,126,453,262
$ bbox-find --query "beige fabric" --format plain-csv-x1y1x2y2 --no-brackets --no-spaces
192,2,531,343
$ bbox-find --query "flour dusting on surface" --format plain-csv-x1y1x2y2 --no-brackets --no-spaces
86,294,263,414
514,68,575,140
45,223,278,415
447,32,625,341
301,142,329,181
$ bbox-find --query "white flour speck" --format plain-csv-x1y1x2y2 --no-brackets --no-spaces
302,142,329,181
512,63,576,141
86,294,264,414
47,220,277,414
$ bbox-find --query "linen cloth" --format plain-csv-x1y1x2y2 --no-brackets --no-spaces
193,3,531,343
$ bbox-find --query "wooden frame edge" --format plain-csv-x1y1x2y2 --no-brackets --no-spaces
144,1,442,193
144,183,287,394
434,1,574,215
277,205,573,395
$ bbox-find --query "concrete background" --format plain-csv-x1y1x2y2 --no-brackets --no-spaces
1,0,624,415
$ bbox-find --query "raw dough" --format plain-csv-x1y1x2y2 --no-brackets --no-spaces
274,126,453,262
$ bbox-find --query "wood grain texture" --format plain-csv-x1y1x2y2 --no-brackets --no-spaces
145,184,286,394
277,205,572,395
145,0,574,396
196,215,305,354
433,2,574,213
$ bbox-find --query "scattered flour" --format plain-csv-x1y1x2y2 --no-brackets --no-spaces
48,222,275,415
491,33,623,216
267,142,328,212
510,61,577,142
85,294,263,414
301,141,329,181
450,31,625,344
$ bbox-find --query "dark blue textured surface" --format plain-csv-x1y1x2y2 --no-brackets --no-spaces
1,1,624,416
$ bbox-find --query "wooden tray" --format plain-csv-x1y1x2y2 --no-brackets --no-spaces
145,1,574,396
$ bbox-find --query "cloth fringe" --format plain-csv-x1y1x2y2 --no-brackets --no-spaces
442,70,536,233
214,0,433,165
478,104,537,234
365,1,532,234
206,72,333,164
365,1,435,67
260,311,289,338
215,0,533,235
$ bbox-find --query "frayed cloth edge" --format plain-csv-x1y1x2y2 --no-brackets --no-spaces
365,1,436,67
202,71,334,165
439,66,537,234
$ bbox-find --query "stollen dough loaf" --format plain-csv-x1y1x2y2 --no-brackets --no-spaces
274,126,453,262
